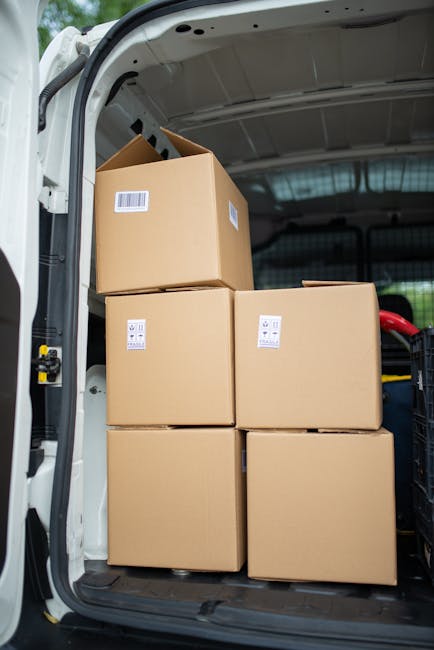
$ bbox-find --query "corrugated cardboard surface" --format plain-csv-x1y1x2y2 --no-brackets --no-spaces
235,283,382,429
213,157,253,293
247,428,397,585
107,428,246,571
94,131,253,294
106,289,234,426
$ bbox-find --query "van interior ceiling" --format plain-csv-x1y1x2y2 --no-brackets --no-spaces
35,3,434,648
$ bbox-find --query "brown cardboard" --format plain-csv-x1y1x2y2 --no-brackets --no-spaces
94,129,253,294
106,288,234,426
302,280,360,287
235,282,382,430
247,428,397,585
107,428,246,571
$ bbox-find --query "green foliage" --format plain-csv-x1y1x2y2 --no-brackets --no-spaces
39,0,148,56
379,282,434,329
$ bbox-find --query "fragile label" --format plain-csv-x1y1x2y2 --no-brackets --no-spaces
127,319,146,350
257,315,282,349
115,190,149,213
229,201,238,230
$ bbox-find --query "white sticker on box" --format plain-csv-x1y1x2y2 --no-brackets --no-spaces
229,201,238,230
115,190,149,213
257,315,282,349
127,319,146,350
418,370,424,391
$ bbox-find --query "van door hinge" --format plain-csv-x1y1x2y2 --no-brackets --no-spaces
39,187,68,214
32,345,62,386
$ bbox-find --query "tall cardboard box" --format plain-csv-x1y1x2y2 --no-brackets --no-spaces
94,128,253,294
107,428,246,571
106,288,234,426
247,429,397,585
235,282,382,430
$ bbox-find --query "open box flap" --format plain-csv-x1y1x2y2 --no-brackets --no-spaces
317,427,392,435
302,280,361,288
161,127,212,157
248,428,391,435
97,134,163,172
247,429,308,434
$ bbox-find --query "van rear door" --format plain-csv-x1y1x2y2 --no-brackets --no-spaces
0,0,43,644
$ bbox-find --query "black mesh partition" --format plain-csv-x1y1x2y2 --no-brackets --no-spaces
253,226,363,289
367,223,434,330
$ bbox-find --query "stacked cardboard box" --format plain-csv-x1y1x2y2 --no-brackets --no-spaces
107,428,245,571
95,128,253,295
105,289,235,427
235,282,398,585
95,129,253,571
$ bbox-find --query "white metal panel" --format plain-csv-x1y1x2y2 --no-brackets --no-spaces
0,0,43,644
83,366,108,561
341,22,398,84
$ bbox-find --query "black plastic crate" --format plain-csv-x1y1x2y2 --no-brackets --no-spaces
411,330,434,582
411,328,434,422
416,531,434,585
413,414,430,444
413,417,434,499
414,483,434,545
413,482,434,584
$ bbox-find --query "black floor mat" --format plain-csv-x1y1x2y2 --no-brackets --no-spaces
8,536,434,649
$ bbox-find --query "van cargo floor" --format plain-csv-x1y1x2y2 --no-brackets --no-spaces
74,537,434,649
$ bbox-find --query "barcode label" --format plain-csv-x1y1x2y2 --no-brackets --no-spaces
115,191,149,213
229,201,238,230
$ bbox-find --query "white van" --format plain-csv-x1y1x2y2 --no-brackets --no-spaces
1,0,434,647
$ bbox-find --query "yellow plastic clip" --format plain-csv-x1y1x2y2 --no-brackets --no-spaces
43,610,59,624
38,371,47,383
39,344,49,356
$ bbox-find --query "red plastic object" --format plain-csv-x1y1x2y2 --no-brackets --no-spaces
379,309,420,336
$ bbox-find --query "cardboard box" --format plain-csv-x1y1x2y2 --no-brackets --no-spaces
247,428,397,585
107,428,246,571
106,288,234,426
94,128,253,294
235,281,382,430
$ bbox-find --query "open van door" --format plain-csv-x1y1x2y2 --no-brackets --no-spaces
0,0,43,644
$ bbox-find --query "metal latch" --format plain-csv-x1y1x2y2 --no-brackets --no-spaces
32,345,62,385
